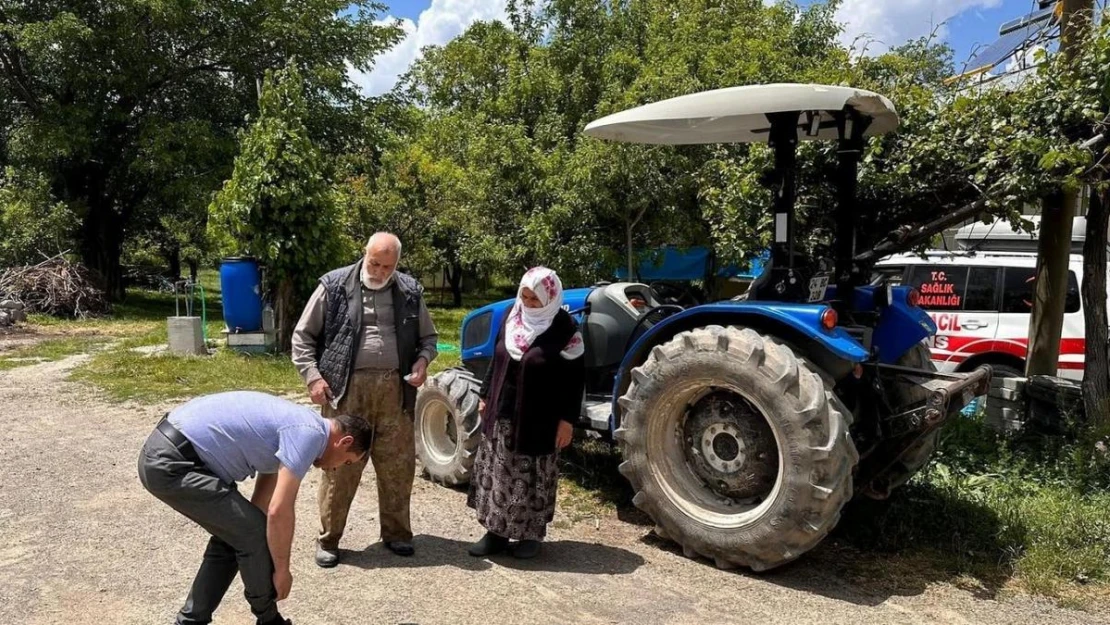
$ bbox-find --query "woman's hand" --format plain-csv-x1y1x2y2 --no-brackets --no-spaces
479,399,486,416
555,420,574,450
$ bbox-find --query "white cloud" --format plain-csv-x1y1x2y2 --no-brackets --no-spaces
834,0,1003,55
350,0,510,96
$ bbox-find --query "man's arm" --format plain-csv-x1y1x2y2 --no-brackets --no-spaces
266,466,302,600
291,284,327,386
250,473,278,512
415,298,438,365
407,297,439,386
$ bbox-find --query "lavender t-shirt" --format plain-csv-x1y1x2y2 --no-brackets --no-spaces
168,391,328,483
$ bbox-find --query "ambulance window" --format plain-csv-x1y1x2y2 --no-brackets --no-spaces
908,266,968,310
873,266,905,286
1001,267,1081,314
964,267,1000,311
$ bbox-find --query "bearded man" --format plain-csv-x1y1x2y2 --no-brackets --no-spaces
291,232,438,567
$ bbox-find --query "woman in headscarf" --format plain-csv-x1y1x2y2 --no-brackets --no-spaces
466,267,586,559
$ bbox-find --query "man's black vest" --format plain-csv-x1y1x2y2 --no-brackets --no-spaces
316,259,423,414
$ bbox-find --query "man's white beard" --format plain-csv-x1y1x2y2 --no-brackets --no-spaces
366,277,390,290
361,265,394,290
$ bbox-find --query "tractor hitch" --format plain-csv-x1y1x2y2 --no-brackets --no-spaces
856,363,993,499
871,363,992,438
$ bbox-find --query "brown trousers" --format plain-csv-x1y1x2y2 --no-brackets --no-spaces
318,369,415,547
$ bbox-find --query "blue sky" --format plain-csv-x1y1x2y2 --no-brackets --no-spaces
352,1,1058,95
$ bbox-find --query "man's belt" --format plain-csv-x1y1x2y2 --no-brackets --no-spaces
157,415,202,465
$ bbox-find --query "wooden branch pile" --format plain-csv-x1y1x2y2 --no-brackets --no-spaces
0,255,110,319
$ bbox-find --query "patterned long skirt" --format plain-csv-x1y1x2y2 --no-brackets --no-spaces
466,420,559,541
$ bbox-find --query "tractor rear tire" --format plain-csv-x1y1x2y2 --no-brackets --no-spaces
861,343,940,499
414,368,482,486
615,326,857,571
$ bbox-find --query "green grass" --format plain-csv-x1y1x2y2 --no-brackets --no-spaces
49,276,478,403
555,437,630,526
835,416,1110,605
0,336,111,370
27,270,225,340
72,348,303,402
428,305,469,372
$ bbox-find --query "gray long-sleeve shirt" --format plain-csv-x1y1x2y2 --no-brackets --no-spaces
291,282,438,386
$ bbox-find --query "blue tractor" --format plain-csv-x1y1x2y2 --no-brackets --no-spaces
414,84,993,571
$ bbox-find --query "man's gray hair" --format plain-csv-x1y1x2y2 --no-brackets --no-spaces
366,232,402,257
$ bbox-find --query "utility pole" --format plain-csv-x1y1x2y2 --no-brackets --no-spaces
1025,0,1093,377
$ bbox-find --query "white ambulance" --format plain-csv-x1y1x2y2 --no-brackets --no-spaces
874,251,1101,381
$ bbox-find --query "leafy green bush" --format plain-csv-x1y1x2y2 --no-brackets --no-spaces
0,167,76,267
838,414,1110,600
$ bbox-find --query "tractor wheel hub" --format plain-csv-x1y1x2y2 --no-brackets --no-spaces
683,391,778,503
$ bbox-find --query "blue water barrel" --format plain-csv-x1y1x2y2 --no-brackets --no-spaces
219,257,263,332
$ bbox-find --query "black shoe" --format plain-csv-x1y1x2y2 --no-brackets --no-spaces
513,540,542,559
385,540,415,556
315,544,340,568
468,531,509,557
258,615,292,625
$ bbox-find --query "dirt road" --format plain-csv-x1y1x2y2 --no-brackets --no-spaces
1,354,1105,625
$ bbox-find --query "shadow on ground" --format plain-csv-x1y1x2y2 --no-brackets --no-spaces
637,480,1020,607
342,534,645,575
558,436,652,528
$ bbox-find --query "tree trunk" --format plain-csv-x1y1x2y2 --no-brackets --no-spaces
1082,188,1110,429
626,207,646,281
188,260,199,283
274,278,297,353
446,262,464,308
1028,0,1093,376
167,248,182,281
80,201,126,301
1026,189,1078,375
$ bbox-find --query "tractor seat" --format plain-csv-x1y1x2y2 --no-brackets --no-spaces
625,304,685,352
583,284,672,370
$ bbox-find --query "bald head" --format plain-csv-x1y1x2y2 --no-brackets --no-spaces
363,232,401,289
366,232,402,257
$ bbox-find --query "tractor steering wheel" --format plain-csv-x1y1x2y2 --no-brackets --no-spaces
649,282,701,308
626,305,686,352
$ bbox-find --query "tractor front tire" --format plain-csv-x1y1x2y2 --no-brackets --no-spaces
615,326,857,571
414,368,482,487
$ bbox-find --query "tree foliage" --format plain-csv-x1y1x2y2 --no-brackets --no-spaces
0,165,75,267
208,63,351,349
0,0,402,295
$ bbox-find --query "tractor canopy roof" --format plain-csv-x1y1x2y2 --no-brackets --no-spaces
583,83,898,145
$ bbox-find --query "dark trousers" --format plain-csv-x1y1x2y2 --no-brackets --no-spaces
137,422,279,625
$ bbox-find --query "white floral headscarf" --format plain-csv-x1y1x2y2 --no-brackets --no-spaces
505,267,585,361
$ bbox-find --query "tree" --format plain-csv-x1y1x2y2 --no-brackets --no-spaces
343,113,515,305
1031,12,1110,430
1025,0,1095,378
208,63,351,351
0,1,402,298
0,166,75,266
399,0,857,286
925,9,1110,430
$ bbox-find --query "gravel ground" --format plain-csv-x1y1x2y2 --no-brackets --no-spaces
1,352,1107,625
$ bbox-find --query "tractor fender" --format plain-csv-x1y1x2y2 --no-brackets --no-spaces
610,302,868,430
853,285,936,364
